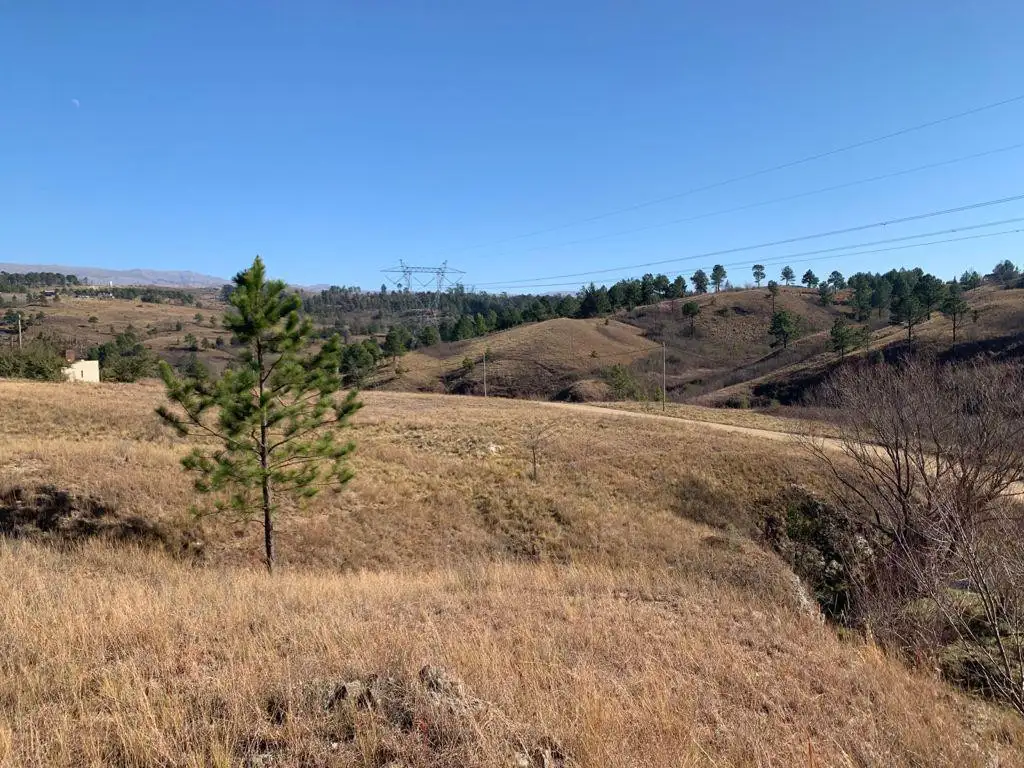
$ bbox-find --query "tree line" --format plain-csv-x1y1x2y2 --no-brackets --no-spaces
70,285,199,305
0,271,81,292
309,258,1020,354
2,257,1019,387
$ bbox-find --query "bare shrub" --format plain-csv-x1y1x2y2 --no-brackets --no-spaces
811,357,1024,712
522,420,559,482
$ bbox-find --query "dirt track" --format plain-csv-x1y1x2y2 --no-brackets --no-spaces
552,401,1024,497
539,400,847,450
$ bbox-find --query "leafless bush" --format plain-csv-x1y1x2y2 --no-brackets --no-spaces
522,420,560,482
811,357,1024,713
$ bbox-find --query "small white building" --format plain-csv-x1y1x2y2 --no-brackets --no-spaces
62,350,100,383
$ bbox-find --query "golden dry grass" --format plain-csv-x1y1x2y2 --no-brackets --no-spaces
706,285,1024,405
3,544,1023,767
9,294,234,367
2,380,1024,766
0,380,813,566
648,286,838,358
380,318,658,396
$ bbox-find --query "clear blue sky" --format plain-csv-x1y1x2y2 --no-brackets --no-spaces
2,2,1023,290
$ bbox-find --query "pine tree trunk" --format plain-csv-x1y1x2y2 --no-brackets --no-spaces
261,457,273,572
257,338,274,573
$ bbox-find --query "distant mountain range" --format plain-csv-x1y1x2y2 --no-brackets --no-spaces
0,262,228,288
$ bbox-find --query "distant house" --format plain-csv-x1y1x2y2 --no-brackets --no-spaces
61,349,100,383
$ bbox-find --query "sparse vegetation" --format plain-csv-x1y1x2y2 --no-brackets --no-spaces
2,376,1023,765
812,358,1024,713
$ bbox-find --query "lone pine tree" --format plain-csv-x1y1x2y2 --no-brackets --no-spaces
157,256,361,572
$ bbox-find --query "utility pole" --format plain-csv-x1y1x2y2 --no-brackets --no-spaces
483,349,487,397
17,312,22,351
661,341,666,412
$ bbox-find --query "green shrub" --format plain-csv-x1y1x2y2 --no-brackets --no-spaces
87,330,155,382
601,364,645,401
763,489,877,623
0,336,68,381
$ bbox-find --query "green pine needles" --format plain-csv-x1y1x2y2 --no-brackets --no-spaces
157,256,362,572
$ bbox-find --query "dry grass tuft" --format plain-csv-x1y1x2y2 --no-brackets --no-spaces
2,542,1022,767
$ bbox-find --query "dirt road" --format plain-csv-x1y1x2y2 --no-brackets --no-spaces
537,400,846,450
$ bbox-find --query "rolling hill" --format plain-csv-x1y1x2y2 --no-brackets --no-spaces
1,292,236,372
705,284,1024,406
374,288,850,402
377,316,661,398
626,285,848,398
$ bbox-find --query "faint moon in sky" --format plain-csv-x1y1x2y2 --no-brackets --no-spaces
71,99,80,108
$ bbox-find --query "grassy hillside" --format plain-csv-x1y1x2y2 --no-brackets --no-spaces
378,317,659,398
7,544,1022,767
2,292,235,371
0,380,805,566
372,288,847,402
708,284,1024,406
2,380,1022,766
625,286,856,398
7,283,1021,408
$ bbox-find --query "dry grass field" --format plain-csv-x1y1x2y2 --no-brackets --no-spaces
378,317,659,398
5,545,1023,768
0,380,812,566
2,379,1024,766
707,285,1024,406
635,286,839,363
4,293,234,369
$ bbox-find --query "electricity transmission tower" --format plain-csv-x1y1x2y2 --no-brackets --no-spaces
381,260,465,320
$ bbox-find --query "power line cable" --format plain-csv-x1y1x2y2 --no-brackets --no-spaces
478,226,1024,292
481,216,1024,290
474,192,1024,287
440,93,1024,255
489,142,1024,258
